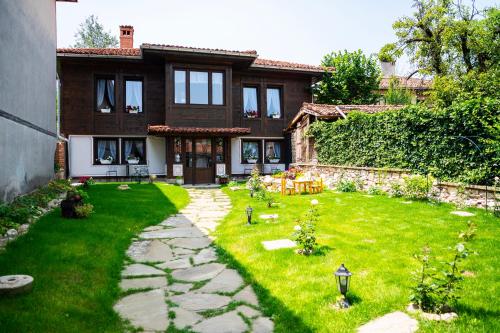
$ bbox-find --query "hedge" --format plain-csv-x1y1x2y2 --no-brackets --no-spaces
308,99,499,185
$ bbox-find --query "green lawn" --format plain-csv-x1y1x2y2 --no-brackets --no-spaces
0,183,188,333
215,187,500,333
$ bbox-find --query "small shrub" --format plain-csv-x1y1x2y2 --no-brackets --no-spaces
389,181,404,197
367,186,384,195
74,203,94,218
455,183,469,209
403,174,433,200
256,188,275,208
227,180,238,188
293,200,319,255
336,179,357,192
246,167,262,195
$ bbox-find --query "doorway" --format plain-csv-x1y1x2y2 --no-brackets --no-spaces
184,138,214,184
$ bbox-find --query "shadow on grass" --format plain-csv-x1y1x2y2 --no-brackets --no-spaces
215,245,314,333
313,244,333,256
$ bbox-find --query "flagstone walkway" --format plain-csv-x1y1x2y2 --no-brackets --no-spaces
114,188,274,333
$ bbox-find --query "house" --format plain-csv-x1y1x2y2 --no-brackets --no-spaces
0,0,77,202
57,26,324,184
285,103,404,163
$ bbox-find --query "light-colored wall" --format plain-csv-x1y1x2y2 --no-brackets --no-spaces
0,0,57,202
230,137,286,175
68,135,166,177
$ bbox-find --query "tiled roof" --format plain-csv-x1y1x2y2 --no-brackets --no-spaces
148,125,251,136
142,43,258,56
56,48,141,57
286,103,404,131
252,58,325,72
380,76,432,90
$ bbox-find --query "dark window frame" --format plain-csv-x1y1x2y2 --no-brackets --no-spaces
266,86,283,119
93,137,120,165
241,139,262,164
215,137,225,163
173,69,225,106
264,139,284,163
121,137,147,165
124,77,145,114
94,75,116,113
242,86,260,119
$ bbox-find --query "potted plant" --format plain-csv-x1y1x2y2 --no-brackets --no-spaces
60,189,84,218
268,155,280,163
246,155,258,164
126,155,140,164
127,105,139,114
270,112,280,119
99,156,113,165
175,176,184,185
100,108,111,113
216,174,229,184
245,110,259,118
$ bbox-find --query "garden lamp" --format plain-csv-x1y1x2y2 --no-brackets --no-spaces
334,263,352,308
245,206,253,225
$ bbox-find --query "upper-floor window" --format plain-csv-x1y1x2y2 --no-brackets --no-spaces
125,79,143,113
174,70,187,104
174,69,225,105
267,88,282,119
243,87,259,118
96,78,115,113
190,71,209,104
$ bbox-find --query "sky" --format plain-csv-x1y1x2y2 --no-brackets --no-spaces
56,0,498,76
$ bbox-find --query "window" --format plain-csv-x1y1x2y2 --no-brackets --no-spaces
241,140,261,163
125,79,143,113
243,87,259,118
267,88,281,118
96,78,115,112
195,139,212,168
190,71,209,104
215,138,225,162
122,138,146,164
94,138,118,164
174,70,186,104
212,73,224,105
264,140,283,163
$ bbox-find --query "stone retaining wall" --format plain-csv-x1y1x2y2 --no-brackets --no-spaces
292,163,498,210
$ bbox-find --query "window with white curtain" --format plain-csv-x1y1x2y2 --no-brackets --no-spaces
243,87,259,118
96,78,115,112
267,88,281,118
212,72,224,105
174,70,186,104
241,140,261,163
189,71,209,104
122,138,146,164
125,80,143,113
264,140,283,163
94,138,118,164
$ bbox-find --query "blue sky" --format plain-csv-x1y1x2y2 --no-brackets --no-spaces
56,0,497,76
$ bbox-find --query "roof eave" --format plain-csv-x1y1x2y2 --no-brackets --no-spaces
141,44,258,59
56,53,142,60
249,64,324,75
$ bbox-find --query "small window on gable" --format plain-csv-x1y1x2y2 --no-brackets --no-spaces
96,78,115,113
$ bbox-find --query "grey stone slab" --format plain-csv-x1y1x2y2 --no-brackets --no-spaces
236,305,261,318
143,225,165,232
172,307,203,329
192,310,247,333
167,237,212,250
233,285,259,306
172,263,225,282
173,247,196,256
140,227,205,239
169,283,193,293
357,311,418,333
198,269,243,293
451,211,475,217
252,317,274,333
262,239,296,251
156,258,192,270
259,214,278,220
113,289,168,331
0,275,33,295
127,239,173,263
160,216,193,228
119,277,167,291
193,248,218,265
170,292,231,312
121,264,166,277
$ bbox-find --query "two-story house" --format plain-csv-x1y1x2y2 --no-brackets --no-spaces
57,26,323,184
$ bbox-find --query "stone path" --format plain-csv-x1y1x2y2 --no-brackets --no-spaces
114,188,274,333
357,311,419,333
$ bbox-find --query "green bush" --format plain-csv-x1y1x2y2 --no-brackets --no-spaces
403,175,433,200
336,179,357,192
309,100,499,185
367,186,384,195
389,182,404,198
74,203,94,218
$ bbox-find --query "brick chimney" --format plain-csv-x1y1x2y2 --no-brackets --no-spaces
119,25,134,48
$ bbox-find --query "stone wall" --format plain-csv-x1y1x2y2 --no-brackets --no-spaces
292,163,498,210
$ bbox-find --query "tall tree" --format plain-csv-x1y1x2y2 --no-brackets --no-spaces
315,50,381,105
73,15,118,48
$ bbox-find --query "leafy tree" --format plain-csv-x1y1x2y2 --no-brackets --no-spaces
73,15,118,48
314,50,381,105
384,76,414,105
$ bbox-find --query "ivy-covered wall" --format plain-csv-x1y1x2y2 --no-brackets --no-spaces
308,99,499,185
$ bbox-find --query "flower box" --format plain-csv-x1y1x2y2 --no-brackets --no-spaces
129,109,139,114
271,114,281,119
100,158,113,165
127,159,140,165
269,158,280,164
247,159,258,164
100,108,111,113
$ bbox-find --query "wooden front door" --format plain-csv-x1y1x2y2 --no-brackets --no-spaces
184,138,214,184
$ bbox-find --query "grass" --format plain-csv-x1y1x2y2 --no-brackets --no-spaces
215,187,500,333
0,183,188,333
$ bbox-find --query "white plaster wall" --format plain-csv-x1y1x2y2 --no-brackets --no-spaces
68,135,166,177
230,137,285,175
